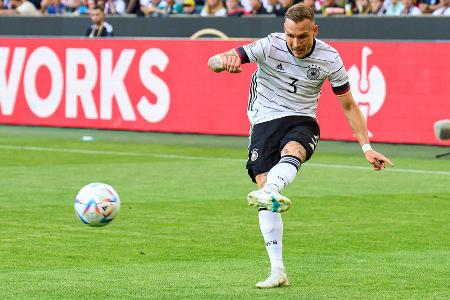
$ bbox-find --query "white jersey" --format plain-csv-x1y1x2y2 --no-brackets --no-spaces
236,33,349,125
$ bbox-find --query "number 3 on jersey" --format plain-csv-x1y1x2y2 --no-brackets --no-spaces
288,77,298,94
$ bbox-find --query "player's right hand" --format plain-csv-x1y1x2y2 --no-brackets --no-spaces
222,55,242,73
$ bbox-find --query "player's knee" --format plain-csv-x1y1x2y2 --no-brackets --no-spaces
281,141,307,163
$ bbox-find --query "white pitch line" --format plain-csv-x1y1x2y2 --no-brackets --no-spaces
307,162,450,175
0,144,449,176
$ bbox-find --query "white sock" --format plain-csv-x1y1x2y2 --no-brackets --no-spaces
264,155,301,193
258,209,284,272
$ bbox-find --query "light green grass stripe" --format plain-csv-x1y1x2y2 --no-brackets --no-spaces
1,144,449,176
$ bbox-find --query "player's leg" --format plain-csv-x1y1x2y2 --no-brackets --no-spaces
248,142,305,213
246,120,290,212
248,117,319,288
247,143,303,213
254,173,288,288
251,145,305,288
252,143,309,288
251,116,319,208
263,141,306,193
245,121,288,288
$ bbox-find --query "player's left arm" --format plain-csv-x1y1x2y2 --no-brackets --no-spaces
337,91,394,171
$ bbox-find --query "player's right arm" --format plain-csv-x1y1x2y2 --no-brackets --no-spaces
208,36,269,73
208,49,242,74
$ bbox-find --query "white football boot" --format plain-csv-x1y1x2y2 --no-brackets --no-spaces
247,189,291,213
255,267,289,288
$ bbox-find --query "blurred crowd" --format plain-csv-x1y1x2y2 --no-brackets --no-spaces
0,0,448,16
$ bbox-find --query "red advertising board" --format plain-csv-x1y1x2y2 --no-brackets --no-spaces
0,37,449,145
319,41,450,146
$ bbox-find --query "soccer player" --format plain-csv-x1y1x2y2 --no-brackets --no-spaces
207,3,393,289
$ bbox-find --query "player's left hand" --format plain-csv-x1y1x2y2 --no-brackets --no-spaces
364,150,394,171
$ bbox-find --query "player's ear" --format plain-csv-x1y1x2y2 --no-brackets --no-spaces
313,25,319,38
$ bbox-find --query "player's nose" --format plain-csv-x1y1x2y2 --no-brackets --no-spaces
292,39,303,49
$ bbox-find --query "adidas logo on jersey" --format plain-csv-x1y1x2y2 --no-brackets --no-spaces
276,63,284,71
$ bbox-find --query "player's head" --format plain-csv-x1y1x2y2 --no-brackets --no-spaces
284,3,318,59
90,5,105,26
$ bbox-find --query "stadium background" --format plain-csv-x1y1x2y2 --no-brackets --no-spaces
1,16,450,145
1,14,449,299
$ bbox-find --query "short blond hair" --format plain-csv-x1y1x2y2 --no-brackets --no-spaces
285,3,315,23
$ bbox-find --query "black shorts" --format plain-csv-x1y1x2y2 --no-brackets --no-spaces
246,116,320,183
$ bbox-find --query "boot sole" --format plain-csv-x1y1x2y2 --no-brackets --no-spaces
247,194,291,213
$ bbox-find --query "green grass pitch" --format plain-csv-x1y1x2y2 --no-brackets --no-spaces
0,125,449,299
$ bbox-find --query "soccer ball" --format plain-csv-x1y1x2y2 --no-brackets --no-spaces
74,183,120,227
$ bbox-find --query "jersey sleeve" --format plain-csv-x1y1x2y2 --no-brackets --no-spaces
234,36,270,64
328,54,350,96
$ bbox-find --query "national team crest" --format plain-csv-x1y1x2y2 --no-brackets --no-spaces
250,148,259,161
307,66,320,80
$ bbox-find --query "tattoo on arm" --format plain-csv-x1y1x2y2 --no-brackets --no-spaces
223,49,238,58
208,55,224,73
208,49,239,73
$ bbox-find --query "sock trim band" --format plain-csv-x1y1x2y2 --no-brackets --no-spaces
279,155,301,170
